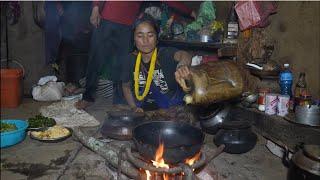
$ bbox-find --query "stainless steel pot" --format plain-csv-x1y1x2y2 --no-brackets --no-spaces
295,105,320,126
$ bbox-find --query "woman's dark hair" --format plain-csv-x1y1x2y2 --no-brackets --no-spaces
132,13,160,38
130,14,160,52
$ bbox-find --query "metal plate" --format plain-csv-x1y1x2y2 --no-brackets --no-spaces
30,127,73,143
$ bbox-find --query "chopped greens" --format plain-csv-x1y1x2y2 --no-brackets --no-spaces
28,115,56,128
0,122,18,133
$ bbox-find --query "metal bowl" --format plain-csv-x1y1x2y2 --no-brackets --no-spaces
295,105,320,126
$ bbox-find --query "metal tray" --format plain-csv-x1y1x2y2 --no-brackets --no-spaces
30,127,73,143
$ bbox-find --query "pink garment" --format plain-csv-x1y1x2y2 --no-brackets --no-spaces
235,1,277,31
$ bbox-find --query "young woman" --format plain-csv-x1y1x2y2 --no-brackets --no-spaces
121,16,192,113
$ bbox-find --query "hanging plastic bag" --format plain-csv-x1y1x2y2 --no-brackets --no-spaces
235,1,277,31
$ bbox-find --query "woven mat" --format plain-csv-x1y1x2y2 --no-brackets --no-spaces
39,99,100,128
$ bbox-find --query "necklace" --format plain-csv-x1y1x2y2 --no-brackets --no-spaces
134,48,157,101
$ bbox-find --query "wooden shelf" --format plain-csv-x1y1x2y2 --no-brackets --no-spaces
159,39,222,49
159,39,237,57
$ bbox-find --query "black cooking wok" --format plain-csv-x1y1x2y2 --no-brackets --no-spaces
133,121,205,165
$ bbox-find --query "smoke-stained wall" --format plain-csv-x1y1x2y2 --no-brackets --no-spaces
1,2,50,95
1,1,319,98
265,1,320,98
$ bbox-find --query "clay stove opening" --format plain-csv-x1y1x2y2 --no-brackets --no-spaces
139,142,202,180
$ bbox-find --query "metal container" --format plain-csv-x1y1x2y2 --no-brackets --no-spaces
258,88,270,111
265,93,278,115
100,111,145,140
213,121,257,154
200,35,213,43
277,95,290,117
295,105,320,126
286,145,320,180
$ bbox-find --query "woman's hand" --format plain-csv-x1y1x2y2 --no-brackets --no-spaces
175,66,192,92
90,6,101,28
131,106,144,113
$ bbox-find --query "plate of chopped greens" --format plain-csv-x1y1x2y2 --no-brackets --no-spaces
27,114,56,130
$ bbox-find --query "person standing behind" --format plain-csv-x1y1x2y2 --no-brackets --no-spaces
75,1,195,109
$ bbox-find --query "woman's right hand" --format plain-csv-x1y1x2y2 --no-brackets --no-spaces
175,66,192,92
90,6,101,28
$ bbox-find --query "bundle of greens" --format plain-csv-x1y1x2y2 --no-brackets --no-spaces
0,122,18,133
28,115,56,129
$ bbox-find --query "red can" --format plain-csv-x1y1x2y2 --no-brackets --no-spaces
258,88,271,111
265,93,278,115
277,95,290,117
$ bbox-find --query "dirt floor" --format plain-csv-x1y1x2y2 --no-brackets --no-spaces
1,97,287,180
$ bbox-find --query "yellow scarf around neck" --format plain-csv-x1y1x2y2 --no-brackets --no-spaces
134,48,157,101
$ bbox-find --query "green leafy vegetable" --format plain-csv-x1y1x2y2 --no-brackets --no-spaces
28,115,56,128
0,122,18,133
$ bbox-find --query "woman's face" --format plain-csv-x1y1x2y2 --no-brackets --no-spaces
134,22,157,54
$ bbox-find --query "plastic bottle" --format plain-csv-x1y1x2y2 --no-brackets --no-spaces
279,64,293,97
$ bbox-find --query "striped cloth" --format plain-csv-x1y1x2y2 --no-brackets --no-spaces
79,77,113,99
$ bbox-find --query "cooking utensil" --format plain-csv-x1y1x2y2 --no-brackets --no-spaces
1,120,28,148
284,145,320,180
295,105,320,126
100,111,145,140
29,127,73,143
247,67,280,79
213,120,257,154
198,103,231,134
133,121,205,164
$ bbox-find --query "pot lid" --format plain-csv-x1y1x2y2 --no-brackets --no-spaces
303,145,320,161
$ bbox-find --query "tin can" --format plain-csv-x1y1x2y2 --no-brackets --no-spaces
258,88,271,111
265,93,278,115
299,91,312,106
277,95,290,117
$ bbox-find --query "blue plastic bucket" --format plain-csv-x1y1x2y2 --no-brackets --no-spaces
1,120,28,148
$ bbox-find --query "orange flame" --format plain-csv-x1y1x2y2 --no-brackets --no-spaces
185,151,201,166
144,142,170,180
146,170,151,180
144,143,201,179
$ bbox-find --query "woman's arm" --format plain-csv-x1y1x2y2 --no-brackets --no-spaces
122,82,143,112
174,51,193,92
174,50,192,68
